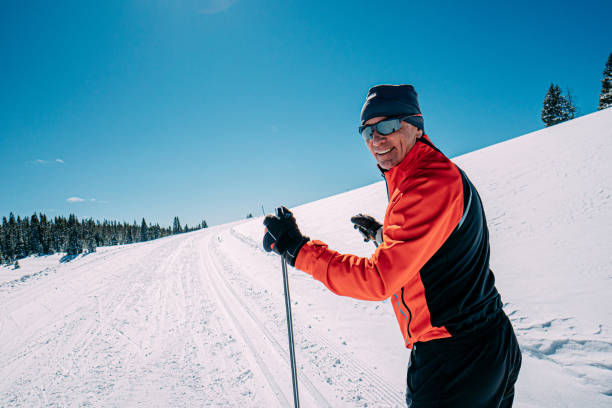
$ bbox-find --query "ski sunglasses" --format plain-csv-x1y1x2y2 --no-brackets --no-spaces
358,114,422,140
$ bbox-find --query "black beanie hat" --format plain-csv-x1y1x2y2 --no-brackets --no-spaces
360,84,424,132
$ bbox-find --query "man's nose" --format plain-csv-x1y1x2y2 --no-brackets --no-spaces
372,130,387,143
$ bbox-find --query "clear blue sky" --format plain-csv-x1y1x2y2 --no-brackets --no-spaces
1,0,610,228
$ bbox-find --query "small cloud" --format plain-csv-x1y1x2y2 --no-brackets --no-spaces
199,0,237,14
28,158,64,165
271,125,279,133
66,196,108,204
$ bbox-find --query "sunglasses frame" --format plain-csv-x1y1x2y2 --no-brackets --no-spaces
358,115,414,140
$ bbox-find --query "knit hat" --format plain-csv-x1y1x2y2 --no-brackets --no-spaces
360,84,424,131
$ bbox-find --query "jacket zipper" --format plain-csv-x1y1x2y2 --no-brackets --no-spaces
383,172,413,339
380,169,412,339
401,287,413,338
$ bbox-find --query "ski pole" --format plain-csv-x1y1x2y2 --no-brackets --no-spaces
281,254,300,408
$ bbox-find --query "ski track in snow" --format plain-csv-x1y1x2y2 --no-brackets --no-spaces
212,227,406,407
0,232,271,407
202,234,328,407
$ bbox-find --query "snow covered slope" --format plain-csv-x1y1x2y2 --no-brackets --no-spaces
1,108,611,407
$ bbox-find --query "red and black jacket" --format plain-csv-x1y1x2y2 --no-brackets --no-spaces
295,135,502,348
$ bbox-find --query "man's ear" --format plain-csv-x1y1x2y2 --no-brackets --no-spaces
417,129,424,138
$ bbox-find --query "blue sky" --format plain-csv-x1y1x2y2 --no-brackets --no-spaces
1,0,610,228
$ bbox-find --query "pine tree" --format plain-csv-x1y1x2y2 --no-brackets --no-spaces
542,84,564,126
30,213,44,255
1,216,9,261
5,213,17,260
95,230,102,246
87,236,97,253
65,214,82,256
39,213,51,254
133,220,139,241
55,216,67,253
173,217,182,234
140,218,149,242
15,216,26,259
151,224,159,240
542,84,576,126
67,226,82,256
599,53,612,110
560,88,577,121
201,220,208,229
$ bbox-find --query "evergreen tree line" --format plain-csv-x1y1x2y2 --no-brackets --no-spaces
0,213,207,264
542,52,612,127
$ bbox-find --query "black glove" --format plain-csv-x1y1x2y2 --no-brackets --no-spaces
350,213,383,245
263,206,309,266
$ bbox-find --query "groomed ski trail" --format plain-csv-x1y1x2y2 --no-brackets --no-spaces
210,226,408,407
199,233,333,407
0,229,269,406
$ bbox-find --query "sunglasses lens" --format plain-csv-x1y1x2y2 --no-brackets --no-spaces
377,119,400,135
359,118,402,139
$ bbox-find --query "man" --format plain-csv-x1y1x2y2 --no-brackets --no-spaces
263,84,521,407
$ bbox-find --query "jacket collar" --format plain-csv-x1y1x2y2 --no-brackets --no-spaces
379,134,435,193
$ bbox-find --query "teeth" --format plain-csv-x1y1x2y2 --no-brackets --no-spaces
376,148,392,154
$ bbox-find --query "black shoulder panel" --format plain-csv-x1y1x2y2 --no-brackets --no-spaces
419,167,502,335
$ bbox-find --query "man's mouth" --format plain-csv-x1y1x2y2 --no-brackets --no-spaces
376,147,393,155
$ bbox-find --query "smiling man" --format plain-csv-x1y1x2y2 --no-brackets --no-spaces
263,84,521,407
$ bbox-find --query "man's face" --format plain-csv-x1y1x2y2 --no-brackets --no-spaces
364,116,423,170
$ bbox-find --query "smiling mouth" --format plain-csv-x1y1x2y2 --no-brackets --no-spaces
376,147,393,155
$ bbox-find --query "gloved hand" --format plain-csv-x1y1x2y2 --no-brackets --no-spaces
263,206,309,266
350,213,383,245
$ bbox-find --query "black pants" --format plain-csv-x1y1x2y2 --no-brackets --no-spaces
406,313,521,408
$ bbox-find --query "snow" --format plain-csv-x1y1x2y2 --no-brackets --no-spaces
1,108,612,406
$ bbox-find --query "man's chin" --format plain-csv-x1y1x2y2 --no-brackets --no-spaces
376,151,400,170
377,160,392,170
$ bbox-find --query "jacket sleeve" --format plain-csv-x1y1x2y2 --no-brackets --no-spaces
294,165,464,301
